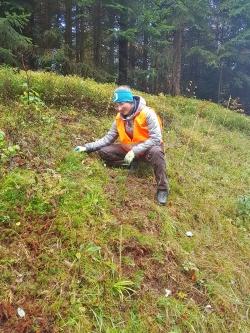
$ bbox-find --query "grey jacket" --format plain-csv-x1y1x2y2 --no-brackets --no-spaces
84,96,162,155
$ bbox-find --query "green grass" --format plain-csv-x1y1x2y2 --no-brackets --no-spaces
0,68,249,332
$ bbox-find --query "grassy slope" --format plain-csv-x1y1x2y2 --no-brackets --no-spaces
0,69,249,333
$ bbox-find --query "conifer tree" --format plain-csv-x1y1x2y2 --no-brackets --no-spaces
0,2,31,65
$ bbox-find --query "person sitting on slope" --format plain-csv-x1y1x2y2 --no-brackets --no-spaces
74,86,169,205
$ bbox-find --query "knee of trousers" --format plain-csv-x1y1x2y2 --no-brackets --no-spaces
148,146,165,160
98,147,110,159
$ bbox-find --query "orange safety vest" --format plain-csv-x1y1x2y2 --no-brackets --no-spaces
116,108,162,144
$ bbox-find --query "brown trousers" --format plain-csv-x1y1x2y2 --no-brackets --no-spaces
98,144,169,191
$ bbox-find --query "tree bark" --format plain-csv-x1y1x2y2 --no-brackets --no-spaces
79,9,85,62
76,5,80,62
170,28,183,96
218,63,223,103
65,0,72,49
76,5,85,62
128,42,136,85
93,0,102,67
42,0,50,32
141,30,149,91
118,3,128,85
37,0,52,49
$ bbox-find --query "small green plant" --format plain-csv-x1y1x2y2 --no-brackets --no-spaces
0,215,10,224
0,130,20,163
182,260,199,273
237,195,250,219
20,83,45,108
85,243,102,262
182,261,200,281
235,195,250,230
40,114,56,124
112,280,135,301
90,308,104,333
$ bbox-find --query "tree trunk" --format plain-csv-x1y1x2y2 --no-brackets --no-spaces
170,28,183,96
42,0,50,32
108,38,115,73
79,10,85,62
65,0,72,49
101,7,116,74
55,0,61,28
218,63,223,103
118,3,128,85
141,30,149,91
127,11,136,86
76,5,81,62
37,0,50,49
153,56,159,94
76,5,85,63
93,0,102,67
128,42,136,85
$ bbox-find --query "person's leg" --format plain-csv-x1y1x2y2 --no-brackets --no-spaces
144,145,169,204
98,144,127,166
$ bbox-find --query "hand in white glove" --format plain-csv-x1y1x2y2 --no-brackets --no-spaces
124,150,135,165
74,146,87,153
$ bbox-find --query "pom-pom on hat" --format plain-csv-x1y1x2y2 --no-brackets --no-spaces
112,87,133,103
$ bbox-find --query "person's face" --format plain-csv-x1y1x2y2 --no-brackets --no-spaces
115,102,133,115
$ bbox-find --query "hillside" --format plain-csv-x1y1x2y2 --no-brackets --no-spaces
0,68,249,333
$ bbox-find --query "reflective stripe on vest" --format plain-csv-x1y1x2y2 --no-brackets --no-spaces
115,108,162,144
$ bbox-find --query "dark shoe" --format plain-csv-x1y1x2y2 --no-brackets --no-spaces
157,190,168,205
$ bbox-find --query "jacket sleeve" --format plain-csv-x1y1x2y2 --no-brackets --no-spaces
132,108,162,155
84,121,118,152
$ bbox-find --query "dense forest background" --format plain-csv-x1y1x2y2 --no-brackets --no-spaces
1,0,250,114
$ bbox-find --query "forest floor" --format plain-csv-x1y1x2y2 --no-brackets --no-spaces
0,69,250,333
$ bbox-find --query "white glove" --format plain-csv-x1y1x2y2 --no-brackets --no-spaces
124,150,135,165
74,146,87,153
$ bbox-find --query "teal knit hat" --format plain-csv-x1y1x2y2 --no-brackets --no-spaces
112,88,133,103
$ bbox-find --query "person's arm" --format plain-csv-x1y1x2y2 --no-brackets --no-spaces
84,121,118,152
132,108,162,155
